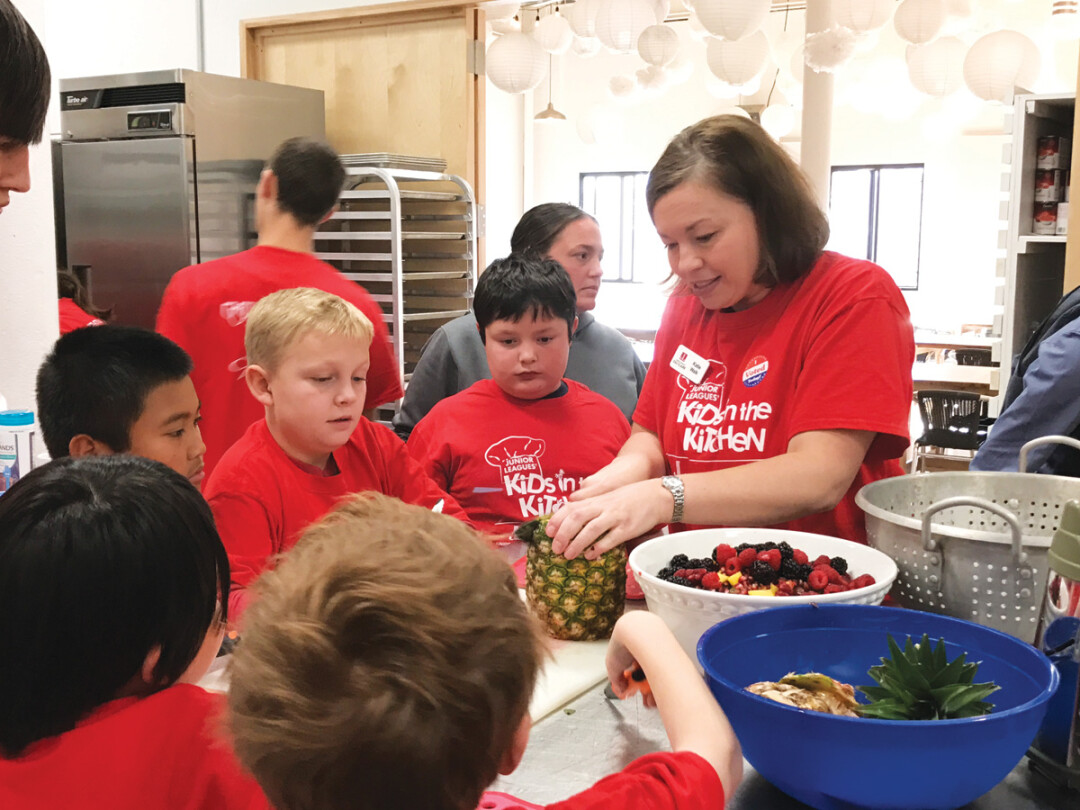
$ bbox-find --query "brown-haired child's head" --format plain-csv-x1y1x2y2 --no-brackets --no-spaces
244,288,374,468
227,493,546,810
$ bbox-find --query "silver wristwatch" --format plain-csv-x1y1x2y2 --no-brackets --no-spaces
660,475,685,523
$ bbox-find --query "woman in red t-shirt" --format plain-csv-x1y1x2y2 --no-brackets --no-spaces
548,115,914,560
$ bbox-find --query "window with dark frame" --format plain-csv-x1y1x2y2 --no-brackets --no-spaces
579,171,653,284
828,164,925,291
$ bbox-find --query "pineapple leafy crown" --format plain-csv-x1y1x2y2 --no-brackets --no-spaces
856,633,999,721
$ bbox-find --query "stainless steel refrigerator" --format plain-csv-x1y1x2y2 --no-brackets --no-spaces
54,69,325,327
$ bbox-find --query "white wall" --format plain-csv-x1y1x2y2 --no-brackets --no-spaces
1,0,57,411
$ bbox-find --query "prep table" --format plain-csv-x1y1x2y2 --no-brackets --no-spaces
492,680,1074,809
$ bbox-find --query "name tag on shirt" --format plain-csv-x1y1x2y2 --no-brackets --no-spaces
670,344,708,384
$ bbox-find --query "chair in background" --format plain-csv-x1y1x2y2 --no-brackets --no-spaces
910,390,990,473
954,348,993,366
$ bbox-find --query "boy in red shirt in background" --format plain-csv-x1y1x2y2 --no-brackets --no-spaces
228,494,742,810
204,287,464,621
157,137,403,481
0,456,268,810
36,325,207,489
407,255,629,544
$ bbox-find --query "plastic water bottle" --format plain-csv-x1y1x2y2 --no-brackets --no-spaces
0,410,36,495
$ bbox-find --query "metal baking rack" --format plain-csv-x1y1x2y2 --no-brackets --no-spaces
314,166,478,389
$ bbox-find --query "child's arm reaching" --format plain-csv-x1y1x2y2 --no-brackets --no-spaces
605,611,743,800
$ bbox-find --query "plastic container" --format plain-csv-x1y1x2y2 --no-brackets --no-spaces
0,410,35,495
628,528,897,661
698,604,1060,810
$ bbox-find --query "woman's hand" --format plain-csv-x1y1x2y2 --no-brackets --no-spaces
547,478,672,560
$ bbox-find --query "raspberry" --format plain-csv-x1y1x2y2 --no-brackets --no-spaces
851,574,876,589
763,549,782,571
792,549,809,565
813,555,832,568
824,566,844,585
807,569,829,592
701,571,722,591
674,569,687,579
824,583,846,595
713,544,737,563
724,557,742,575
738,547,759,567
829,556,849,576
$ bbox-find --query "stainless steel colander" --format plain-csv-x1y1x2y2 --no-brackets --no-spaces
855,436,1080,643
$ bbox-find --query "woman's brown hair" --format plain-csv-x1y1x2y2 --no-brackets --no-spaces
646,114,830,286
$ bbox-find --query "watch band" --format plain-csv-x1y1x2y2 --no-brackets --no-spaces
660,475,685,523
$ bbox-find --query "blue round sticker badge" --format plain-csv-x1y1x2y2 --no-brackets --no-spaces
742,356,768,387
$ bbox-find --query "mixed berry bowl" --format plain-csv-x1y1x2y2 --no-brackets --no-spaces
628,528,898,661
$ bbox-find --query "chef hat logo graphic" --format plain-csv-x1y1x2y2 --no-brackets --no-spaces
485,435,546,476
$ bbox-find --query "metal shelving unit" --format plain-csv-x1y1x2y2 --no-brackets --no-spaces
997,92,1075,407
314,167,478,387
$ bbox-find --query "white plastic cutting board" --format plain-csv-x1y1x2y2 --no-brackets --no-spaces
529,635,610,723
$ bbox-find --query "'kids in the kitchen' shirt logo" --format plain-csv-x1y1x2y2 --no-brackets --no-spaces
485,435,582,519
742,355,768,387
674,359,771,456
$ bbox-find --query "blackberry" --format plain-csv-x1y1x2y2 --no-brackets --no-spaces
779,557,804,581
757,541,779,552
796,563,814,581
671,576,696,589
777,541,794,561
830,556,849,576
746,559,779,586
735,543,753,554
670,553,691,569
689,557,719,572
657,566,675,580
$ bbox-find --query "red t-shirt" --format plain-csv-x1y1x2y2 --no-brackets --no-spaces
58,297,104,334
545,751,724,810
156,245,404,480
408,379,630,542
634,252,914,543
204,418,464,619
0,684,269,810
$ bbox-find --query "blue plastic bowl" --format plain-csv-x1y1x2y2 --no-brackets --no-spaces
698,605,1059,810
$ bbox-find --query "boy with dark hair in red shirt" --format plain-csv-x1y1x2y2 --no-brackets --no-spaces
204,287,464,621
407,254,629,545
227,494,742,810
0,456,268,810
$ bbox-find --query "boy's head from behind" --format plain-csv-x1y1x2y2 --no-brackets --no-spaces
244,288,374,468
36,325,206,488
473,254,578,401
228,494,545,810
0,455,229,758
257,137,345,230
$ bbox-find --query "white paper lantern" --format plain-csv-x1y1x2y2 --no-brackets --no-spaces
693,0,770,41
637,24,679,66
595,0,660,54
963,29,1041,103
652,0,672,23
760,103,796,139
486,33,548,94
906,36,965,97
534,14,574,54
571,35,603,57
804,26,859,73
609,74,638,99
834,0,893,33
565,0,600,38
893,0,947,45
491,18,521,35
705,31,769,86
687,12,711,41
944,0,974,18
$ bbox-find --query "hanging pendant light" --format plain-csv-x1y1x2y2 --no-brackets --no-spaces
535,55,567,121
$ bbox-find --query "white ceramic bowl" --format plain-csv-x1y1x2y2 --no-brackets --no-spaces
628,528,898,662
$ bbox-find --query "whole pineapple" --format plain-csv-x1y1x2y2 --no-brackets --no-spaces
517,515,626,641
857,634,999,720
